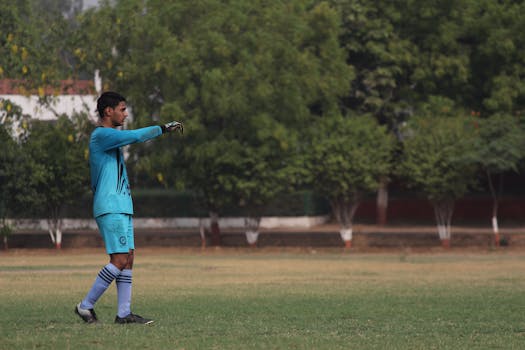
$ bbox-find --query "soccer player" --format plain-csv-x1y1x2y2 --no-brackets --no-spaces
75,91,183,324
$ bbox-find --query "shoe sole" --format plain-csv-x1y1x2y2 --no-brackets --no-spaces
114,320,155,325
115,318,155,325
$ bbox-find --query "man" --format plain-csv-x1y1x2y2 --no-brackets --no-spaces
75,91,183,324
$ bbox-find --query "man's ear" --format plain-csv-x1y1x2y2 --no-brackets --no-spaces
104,106,113,117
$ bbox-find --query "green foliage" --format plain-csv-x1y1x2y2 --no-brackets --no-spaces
477,113,524,174
74,0,351,216
463,0,525,113
3,0,525,224
0,0,32,80
0,0,78,91
396,0,525,115
334,0,417,129
398,109,480,202
0,221,12,238
0,125,17,220
131,190,329,217
16,189,329,218
476,113,524,216
397,0,472,104
310,115,394,200
21,115,91,219
0,121,43,220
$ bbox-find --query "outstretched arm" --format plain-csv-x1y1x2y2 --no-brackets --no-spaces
93,126,162,151
94,121,183,151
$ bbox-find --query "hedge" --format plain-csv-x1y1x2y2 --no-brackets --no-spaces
13,189,331,219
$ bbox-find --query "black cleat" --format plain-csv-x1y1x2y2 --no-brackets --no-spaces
115,313,154,325
75,303,98,324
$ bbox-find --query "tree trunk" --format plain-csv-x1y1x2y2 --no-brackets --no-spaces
47,218,56,246
199,218,207,249
1,218,10,250
487,171,503,247
492,215,500,247
376,177,389,226
56,223,63,249
244,217,261,247
432,198,454,248
209,211,221,246
47,216,63,249
340,228,353,248
331,196,360,248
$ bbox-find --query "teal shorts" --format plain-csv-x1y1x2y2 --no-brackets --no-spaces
95,213,135,254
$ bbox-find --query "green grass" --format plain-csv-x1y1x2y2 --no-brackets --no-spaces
1,249,525,349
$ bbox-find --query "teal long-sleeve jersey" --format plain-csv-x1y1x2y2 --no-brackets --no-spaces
89,125,163,218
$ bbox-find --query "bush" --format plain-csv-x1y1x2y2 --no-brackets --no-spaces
12,189,330,218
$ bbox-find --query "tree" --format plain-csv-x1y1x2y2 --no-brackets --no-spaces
0,0,80,90
74,0,351,245
476,113,524,246
459,0,525,114
0,95,36,250
333,0,419,225
309,115,394,248
23,115,91,248
227,142,299,246
398,99,480,248
0,120,47,249
396,0,525,243
0,123,20,250
0,0,33,82
459,0,525,244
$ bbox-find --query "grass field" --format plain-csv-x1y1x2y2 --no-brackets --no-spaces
1,247,525,349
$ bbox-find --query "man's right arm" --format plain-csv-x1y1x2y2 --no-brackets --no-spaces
93,126,163,151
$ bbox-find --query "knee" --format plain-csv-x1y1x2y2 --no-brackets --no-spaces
110,254,129,270
126,251,134,269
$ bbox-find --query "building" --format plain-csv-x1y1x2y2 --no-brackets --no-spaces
0,75,100,122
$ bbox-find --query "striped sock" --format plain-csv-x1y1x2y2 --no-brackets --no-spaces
80,263,121,309
116,269,133,318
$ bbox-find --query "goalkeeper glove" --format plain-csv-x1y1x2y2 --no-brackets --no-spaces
161,121,183,134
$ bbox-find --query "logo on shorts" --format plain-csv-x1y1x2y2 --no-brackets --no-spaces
119,236,127,245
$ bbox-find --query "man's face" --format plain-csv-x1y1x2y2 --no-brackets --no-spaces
106,101,128,127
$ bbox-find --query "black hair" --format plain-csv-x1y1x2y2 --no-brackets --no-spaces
96,91,126,118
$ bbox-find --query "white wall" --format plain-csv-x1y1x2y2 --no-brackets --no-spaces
0,94,98,121
9,216,330,231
